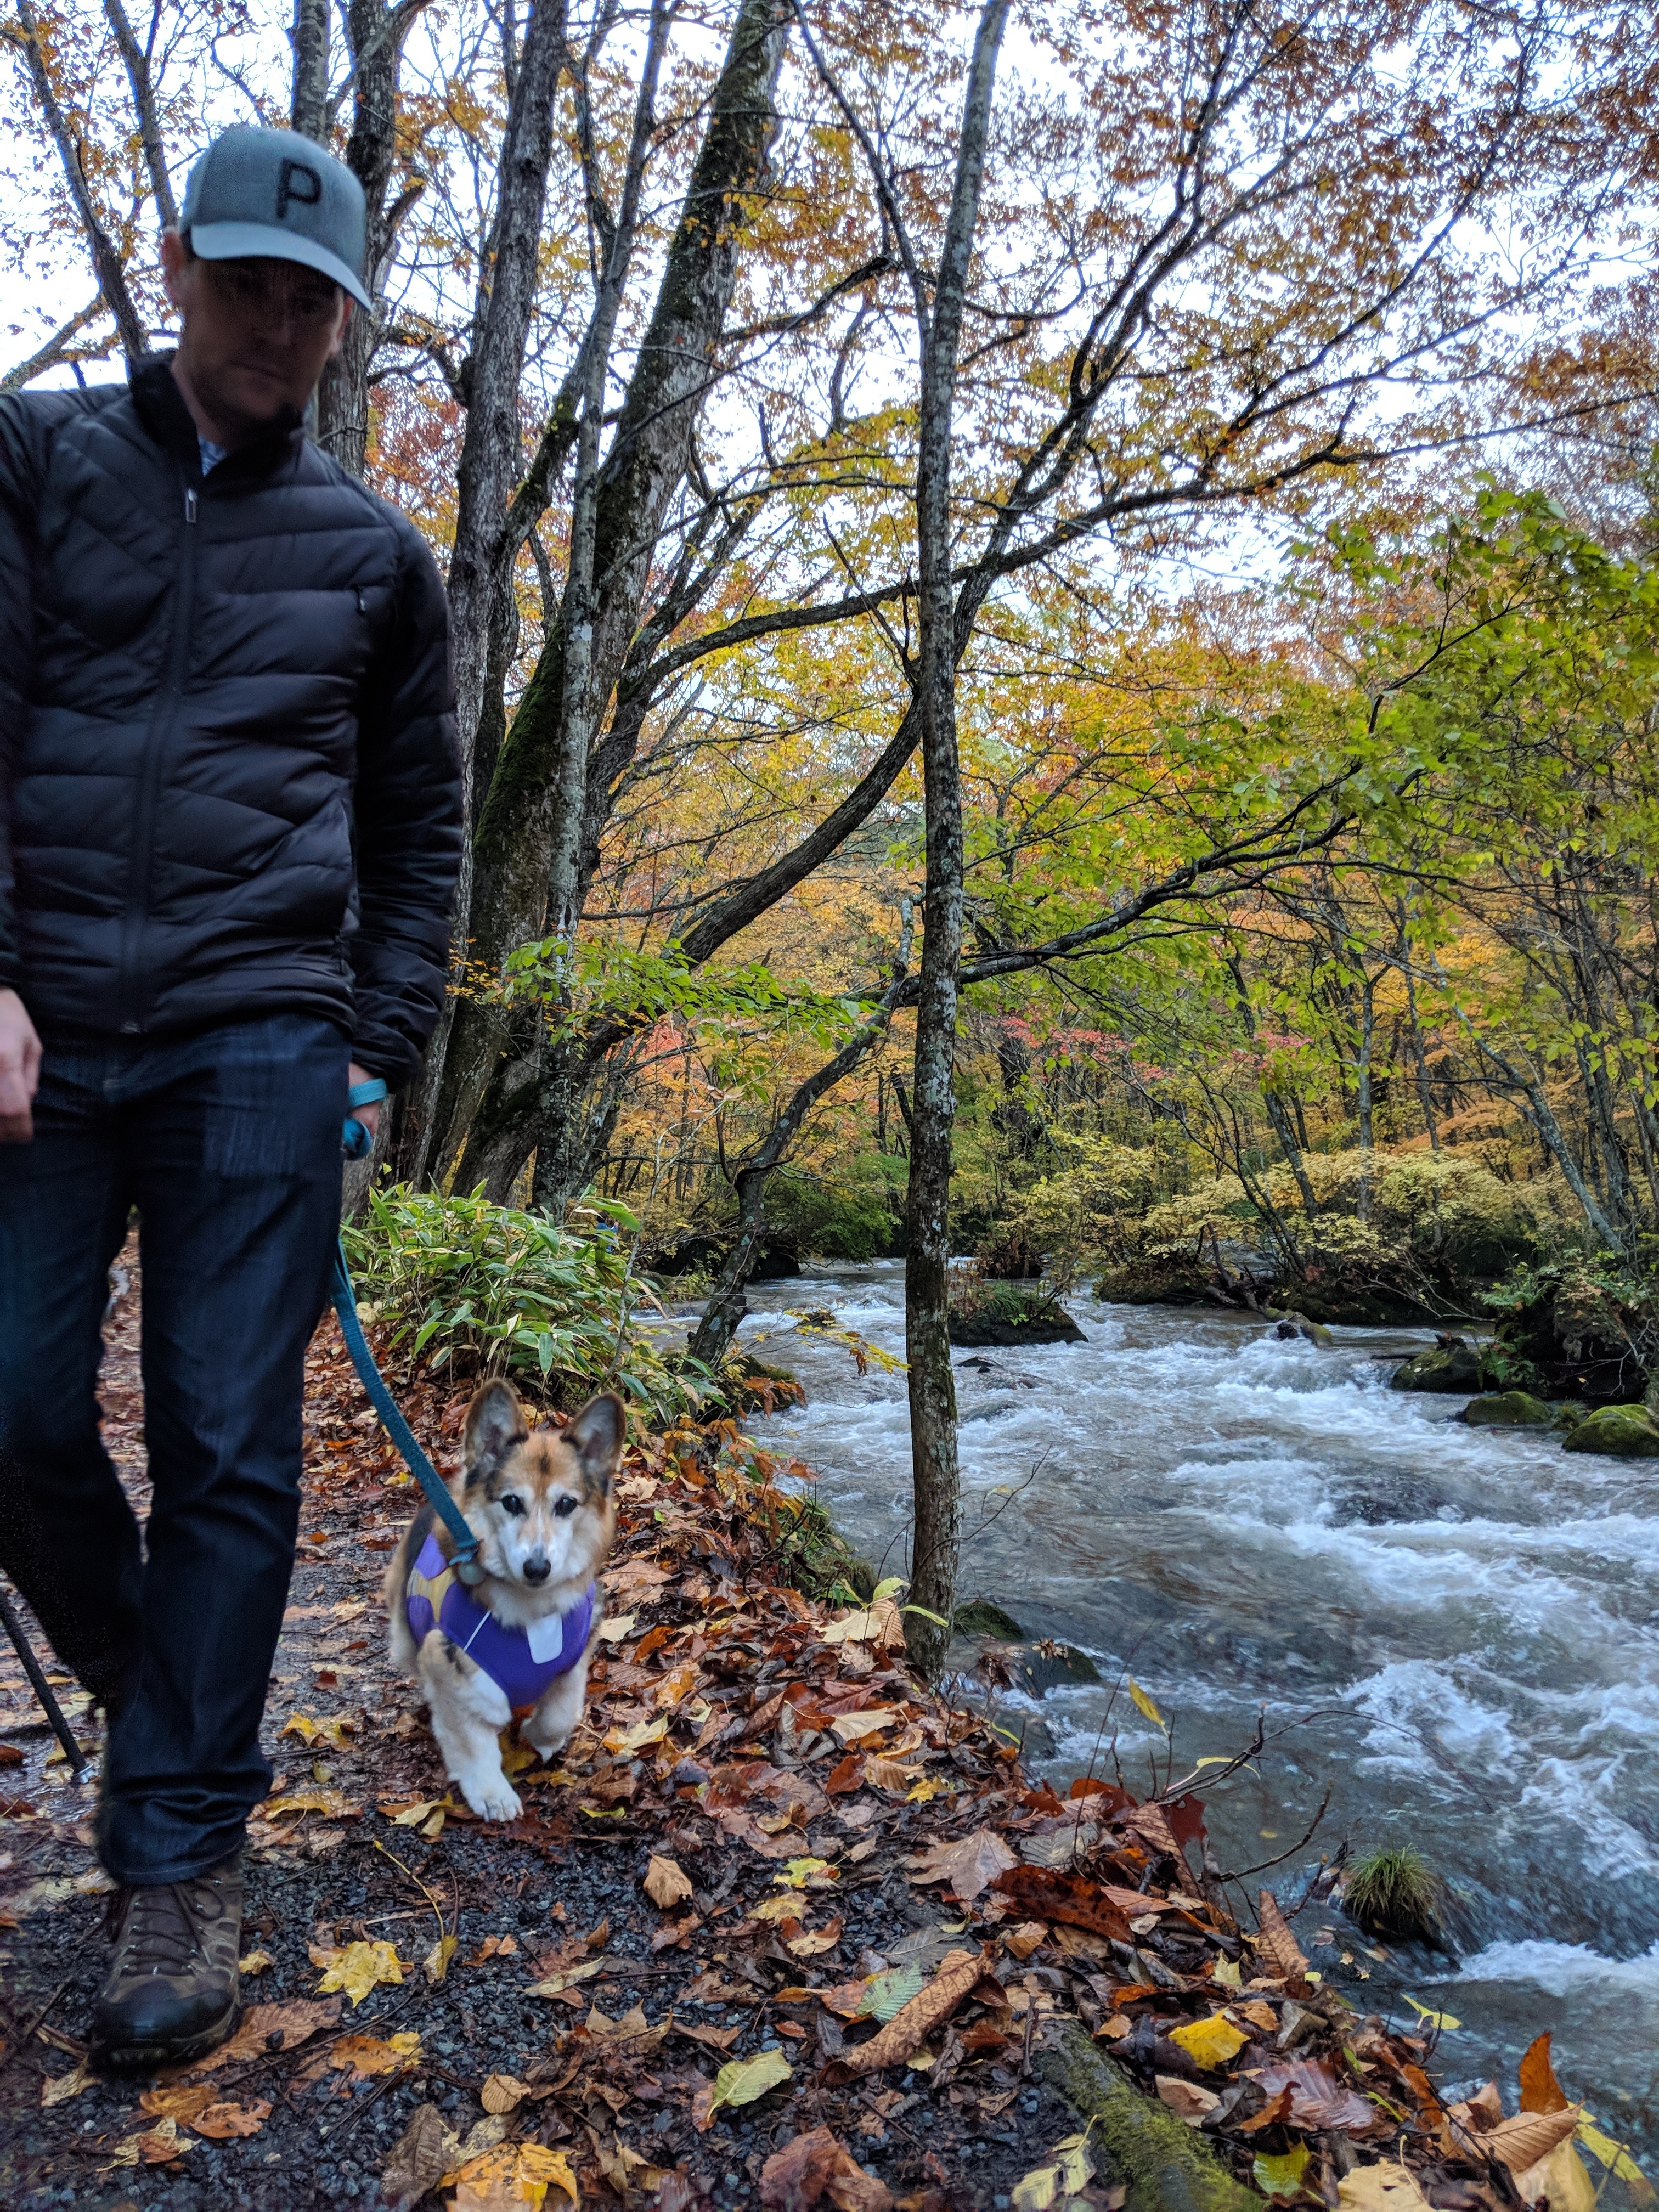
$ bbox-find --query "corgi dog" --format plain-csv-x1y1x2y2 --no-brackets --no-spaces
385,1379,622,1820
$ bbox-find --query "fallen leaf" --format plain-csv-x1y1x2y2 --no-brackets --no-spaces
329,2032,422,2078
704,2048,794,2120
452,2141,580,2209
1514,2140,1598,2212
909,1827,1018,1901
788,1918,844,1958
645,1854,695,1909
1250,2058,1379,2132
311,1938,404,2006
1168,2011,1251,2069
480,2072,530,2114
836,1949,982,2078
1253,2143,1311,2199
40,2060,94,2107
206,1996,341,2067
1156,2076,1221,2124
1334,2162,1433,2210
260,1787,360,1820
140,2084,216,2123
1255,1891,1310,1992
238,1947,275,1976
279,1712,357,1750
760,2124,893,2212
1519,2030,1570,2114
424,1932,459,1983
991,1866,1133,1942
1002,1922,1048,1960
1481,2104,1582,2179
1237,1999,1279,2033
1011,2133,1095,2212
382,2102,451,2212
753,1893,806,1923
595,1611,637,1643
1402,1995,1459,2032
676,2019,743,2052
1575,2115,1655,2194
469,1933,519,1964
525,1955,605,1997
129,2115,190,2164
774,1856,837,1889
190,2099,271,2140
858,1965,925,2022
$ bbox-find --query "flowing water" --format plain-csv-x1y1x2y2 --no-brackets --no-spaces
675,1260,1659,2164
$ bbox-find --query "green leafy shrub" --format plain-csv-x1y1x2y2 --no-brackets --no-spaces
340,1185,709,1422
764,1171,900,1261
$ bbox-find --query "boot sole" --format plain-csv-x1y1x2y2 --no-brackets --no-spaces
93,1995,241,2073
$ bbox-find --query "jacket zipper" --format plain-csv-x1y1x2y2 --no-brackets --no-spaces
117,478,200,1032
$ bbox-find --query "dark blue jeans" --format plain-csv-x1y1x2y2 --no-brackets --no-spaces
0,1014,348,1883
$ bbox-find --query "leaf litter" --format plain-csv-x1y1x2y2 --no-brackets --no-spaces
0,1269,1652,2210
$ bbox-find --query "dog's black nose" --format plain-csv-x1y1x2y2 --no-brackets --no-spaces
522,1554,551,1584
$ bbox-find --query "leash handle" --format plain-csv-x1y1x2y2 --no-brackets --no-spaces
341,1076,388,1161
329,1239,486,1585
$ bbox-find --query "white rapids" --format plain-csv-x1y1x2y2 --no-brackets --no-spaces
674,1259,1659,2159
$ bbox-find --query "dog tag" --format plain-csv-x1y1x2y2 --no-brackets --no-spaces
526,1613,568,1664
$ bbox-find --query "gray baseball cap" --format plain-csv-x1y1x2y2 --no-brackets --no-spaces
178,125,370,308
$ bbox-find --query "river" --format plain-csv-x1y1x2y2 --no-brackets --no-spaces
673,1259,1659,2165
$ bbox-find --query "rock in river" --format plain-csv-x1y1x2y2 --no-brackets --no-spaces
1562,1403,1659,1457
1390,1335,1485,1392
1460,1390,1554,1428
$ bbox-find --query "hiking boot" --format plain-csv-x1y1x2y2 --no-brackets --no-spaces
91,1851,243,2069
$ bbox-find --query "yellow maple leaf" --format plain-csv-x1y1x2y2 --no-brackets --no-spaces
310,1939,404,2006
1168,2011,1251,2069
1126,1677,1167,1732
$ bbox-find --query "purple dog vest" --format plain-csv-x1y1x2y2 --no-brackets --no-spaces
405,1530,597,1710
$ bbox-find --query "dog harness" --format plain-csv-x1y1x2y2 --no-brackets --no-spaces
405,1530,597,1710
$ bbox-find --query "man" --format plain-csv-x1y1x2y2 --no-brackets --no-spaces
0,126,460,2067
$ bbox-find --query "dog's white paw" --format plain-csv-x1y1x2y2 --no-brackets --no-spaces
459,1771,522,1822
524,1724,571,1762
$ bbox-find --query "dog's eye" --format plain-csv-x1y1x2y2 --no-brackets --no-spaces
499,1494,526,1517
554,1494,578,1519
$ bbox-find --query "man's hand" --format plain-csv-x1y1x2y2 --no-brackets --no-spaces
347,1059,381,1143
0,988,41,1143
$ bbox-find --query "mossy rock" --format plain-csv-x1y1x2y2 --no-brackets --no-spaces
952,1598,1026,1639
726,1353,806,1413
1268,1309,1334,1347
1390,1339,1485,1392
1017,1641,1104,1695
1562,1403,1659,1457
1460,1390,1553,1429
1038,2025,1257,2212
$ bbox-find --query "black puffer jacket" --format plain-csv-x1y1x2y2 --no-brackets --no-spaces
0,357,460,1085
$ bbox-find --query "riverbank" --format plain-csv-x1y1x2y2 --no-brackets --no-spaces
1,1275,1652,2210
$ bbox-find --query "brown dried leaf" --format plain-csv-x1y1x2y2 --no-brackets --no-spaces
1250,2058,1379,2133
1519,2030,1571,2114
787,1917,844,1957
834,1949,983,2078
760,2125,893,2212
645,1853,695,1909
1002,1922,1048,1961
990,1866,1133,1942
1156,2075,1221,2124
1254,1891,1311,1993
1481,2104,1582,2179
190,2098,270,2140
479,2073,529,2114
909,1827,1018,1901
139,2084,215,2123
205,1996,342,2067
381,2100,452,2212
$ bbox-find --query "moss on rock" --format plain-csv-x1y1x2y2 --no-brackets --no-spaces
1562,1403,1659,1457
1390,1338,1486,1392
1460,1390,1554,1428
1037,2024,1257,2212
952,1599,1027,1638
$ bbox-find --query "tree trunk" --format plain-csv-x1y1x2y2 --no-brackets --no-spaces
316,0,428,479
424,0,790,1192
899,0,1009,1678
289,0,331,143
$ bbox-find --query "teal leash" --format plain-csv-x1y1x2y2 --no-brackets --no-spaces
331,1079,484,1585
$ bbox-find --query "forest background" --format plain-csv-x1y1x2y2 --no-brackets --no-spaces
4,0,1659,1658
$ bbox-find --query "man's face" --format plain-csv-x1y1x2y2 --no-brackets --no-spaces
160,230,349,442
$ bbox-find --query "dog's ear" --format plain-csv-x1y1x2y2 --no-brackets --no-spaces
564,1392,625,1494
462,1380,529,1482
